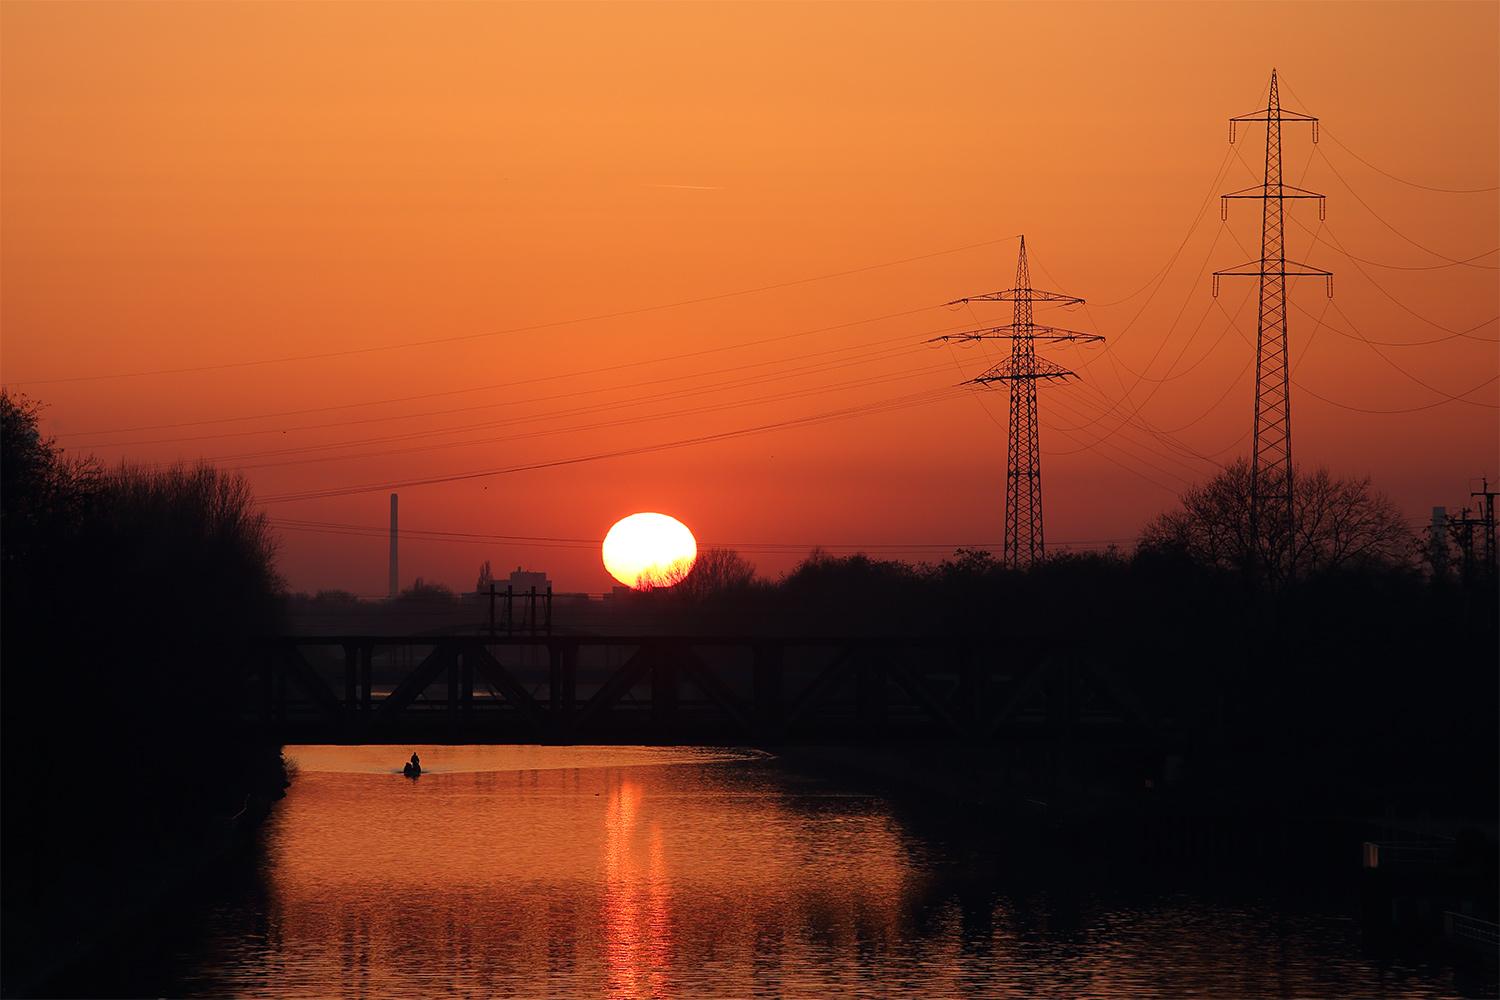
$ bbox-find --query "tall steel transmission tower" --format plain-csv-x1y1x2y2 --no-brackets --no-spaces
1213,69,1332,577
931,237,1102,568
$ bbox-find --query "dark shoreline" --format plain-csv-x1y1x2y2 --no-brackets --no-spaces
2,796,279,1000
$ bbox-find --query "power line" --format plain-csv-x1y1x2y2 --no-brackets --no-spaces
1316,148,1499,269
61,304,955,440
1284,216,1498,337
1294,375,1498,415
8,236,1020,387
74,327,951,451
1288,214,1498,271
1275,80,1499,195
1030,221,1249,440
200,361,962,474
259,384,967,504
269,516,1137,558
1312,298,1498,409
1084,145,1240,309
1316,131,1499,195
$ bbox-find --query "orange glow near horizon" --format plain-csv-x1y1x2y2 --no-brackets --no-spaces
1,2,1495,594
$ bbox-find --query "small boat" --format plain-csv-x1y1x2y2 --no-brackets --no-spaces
403,752,422,777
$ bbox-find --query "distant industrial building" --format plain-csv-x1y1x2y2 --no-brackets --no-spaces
508,567,551,593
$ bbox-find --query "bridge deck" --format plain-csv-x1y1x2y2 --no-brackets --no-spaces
249,634,1175,748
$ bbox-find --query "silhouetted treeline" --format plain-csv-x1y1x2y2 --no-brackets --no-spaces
2,392,287,966
661,467,1496,822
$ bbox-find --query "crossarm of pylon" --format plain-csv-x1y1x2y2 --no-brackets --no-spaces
927,326,1014,344
945,290,1084,307
1213,259,1332,277
969,355,1076,384
1031,325,1103,343
929,323,1103,345
1221,183,1325,200
1230,108,1317,123
1221,183,1327,221
1229,107,1319,146
1213,260,1333,297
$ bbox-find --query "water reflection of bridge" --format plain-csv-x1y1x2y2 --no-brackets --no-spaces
251,634,1174,749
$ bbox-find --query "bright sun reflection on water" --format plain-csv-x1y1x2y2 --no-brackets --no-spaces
228,746,911,1000
156,746,1477,1000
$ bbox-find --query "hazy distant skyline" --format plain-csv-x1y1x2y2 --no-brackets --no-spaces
2,2,1495,594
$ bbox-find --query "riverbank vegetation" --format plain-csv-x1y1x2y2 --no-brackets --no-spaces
662,465,1494,824
1,391,288,994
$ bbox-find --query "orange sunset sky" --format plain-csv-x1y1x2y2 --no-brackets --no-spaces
3,2,1496,595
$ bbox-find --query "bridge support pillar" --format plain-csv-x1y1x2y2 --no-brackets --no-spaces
754,643,783,734
959,652,984,733
360,643,372,718
549,642,576,719
1046,657,1081,793
460,649,474,724
652,647,678,732
447,648,460,722
343,643,359,724
856,650,885,729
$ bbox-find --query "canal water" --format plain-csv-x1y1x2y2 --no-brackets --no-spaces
106,745,1483,998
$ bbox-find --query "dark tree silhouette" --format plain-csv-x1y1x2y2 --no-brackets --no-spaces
1139,459,1410,585
0,392,103,568
400,577,458,601
634,556,695,591
313,588,363,605
2,391,289,989
776,548,923,630
675,547,760,603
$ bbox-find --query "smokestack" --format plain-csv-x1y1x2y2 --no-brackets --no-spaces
389,493,399,598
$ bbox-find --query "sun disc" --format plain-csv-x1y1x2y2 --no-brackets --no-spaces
602,513,697,589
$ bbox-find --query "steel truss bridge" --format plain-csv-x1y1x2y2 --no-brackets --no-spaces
250,634,1175,749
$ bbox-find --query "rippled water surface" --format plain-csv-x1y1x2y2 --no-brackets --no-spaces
135,746,1480,998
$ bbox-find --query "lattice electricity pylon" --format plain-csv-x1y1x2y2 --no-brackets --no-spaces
929,236,1102,569
1213,69,1333,578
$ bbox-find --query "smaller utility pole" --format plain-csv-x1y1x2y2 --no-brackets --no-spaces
1430,507,1449,576
1473,478,1497,575
388,493,399,599
1449,507,1478,580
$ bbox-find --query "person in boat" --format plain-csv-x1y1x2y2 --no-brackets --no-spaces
403,760,415,777
408,752,421,776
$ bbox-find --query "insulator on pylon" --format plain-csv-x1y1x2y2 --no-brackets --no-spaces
1319,196,1326,221
1212,274,1220,298
1325,275,1334,298
1229,121,1236,145
1312,122,1319,144
1221,197,1229,221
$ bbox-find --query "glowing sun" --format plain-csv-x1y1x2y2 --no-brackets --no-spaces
602,513,697,589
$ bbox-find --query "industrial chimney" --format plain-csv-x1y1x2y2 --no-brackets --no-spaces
389,493,399,598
